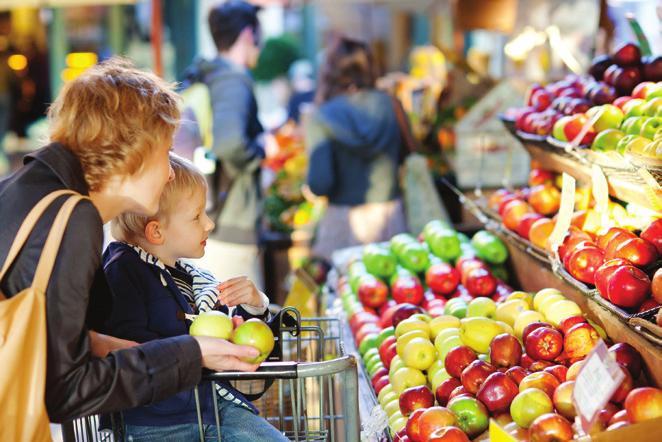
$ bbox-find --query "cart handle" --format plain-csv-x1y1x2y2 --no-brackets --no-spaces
201,355,357,381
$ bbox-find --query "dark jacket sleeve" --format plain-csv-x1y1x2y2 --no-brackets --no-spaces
209,73,264,170
42,203,203,422
103,253,162,343
305,112,335,197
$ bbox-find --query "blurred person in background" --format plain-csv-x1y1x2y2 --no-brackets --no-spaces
182,0,267,288
286,59,315,123
305,36,408,261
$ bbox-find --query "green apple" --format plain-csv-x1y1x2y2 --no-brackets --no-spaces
591,128,626,152
426,228,462,261
430,368,452,391
646,85,662,100
623,98,646,118
459,317,503,354
427,359,446,382
643,97,662,116
398,242,430,273
378,384,395,404
444,298,468,319
231,318,275,364
466,297,497,319
359,333,380,356
622,116,647,135
376,326,395,348
362,244,396,278
388,265,415,286
396,330,429,357
616,134,638,155
626,136,653,155
189,311,234,339
402,337,436,370
447,396,490,437
390,366,427,393
390,233,416,256
435,327,461,347
382,399,400,417
588,104,624,132
510,388,554,428
389,355,405,377
379,391,397,407
552,116,573,141
435,335,463,362
640,117,662,140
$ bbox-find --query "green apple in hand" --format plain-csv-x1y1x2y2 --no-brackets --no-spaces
231,318,275,364
591,128,626,152
190,311,233,339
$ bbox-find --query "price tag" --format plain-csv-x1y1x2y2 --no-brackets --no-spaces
489,419,518,442
591,164,610,229
548,173,576,257
572,340,625,434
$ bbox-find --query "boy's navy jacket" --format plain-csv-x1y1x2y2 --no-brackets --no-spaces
103,241,265,426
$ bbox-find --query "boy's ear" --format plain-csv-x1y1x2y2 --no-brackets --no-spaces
144,220,164,245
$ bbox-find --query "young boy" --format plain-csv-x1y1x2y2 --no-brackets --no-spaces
103,155,289,441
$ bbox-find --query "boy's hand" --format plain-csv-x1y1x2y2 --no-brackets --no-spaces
218,276,264,308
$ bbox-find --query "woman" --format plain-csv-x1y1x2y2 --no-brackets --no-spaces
305,37,408,261
0,58,259,423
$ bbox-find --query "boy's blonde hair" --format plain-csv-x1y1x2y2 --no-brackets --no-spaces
112,154,208,243
48,57,180,191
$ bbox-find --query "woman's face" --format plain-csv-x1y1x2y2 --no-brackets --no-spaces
120,144,174,216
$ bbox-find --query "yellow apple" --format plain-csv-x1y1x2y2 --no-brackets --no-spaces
533,288,563,311
395,318,431,338
429,315,461,337
391,367,427,393
389,415,407,433
396,330,430,357
467,297,498,319
544,299,582,327
378,384,396,403
383,399,400,417
496,299,530,326
507,291,534,309
427,359,446,381
496,320,515,335
435,327,460,345
459,317,503,354
389,355,405,378
410,313,432,323
514,310,546,339
536,294,566,316
435,335,463,362
430,368,452,391
402,337,436,370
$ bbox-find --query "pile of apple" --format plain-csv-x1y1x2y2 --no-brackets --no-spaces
347,281,662,442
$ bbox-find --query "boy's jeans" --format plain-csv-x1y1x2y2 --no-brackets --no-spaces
125,398,289,442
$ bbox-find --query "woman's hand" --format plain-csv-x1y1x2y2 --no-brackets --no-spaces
217,276,264,308
194,336,259,372
89,331,139,358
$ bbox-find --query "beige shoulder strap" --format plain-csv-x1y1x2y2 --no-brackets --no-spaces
0,190,76,286
32,195,88,294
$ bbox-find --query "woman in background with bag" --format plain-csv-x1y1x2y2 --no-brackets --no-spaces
0,58,260,441
304,36,410,261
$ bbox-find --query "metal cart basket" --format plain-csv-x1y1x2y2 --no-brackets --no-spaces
61,308,359,442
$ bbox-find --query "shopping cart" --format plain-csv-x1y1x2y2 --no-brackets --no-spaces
60,307,360,442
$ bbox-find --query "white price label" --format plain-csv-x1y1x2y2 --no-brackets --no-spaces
572,340,625,434
548,173,576,256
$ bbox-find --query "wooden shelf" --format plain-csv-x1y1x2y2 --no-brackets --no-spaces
522,142,661,212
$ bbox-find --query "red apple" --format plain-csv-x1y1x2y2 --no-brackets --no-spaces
614,237,659,268
476,371,519,413
520,353,535,370
371,367,389,387
502,200,534,231
529,169,555,187
373,375,390,395
517,213,545,239
564,244,605,285
595,259,631,298
564,322,600,360
489,189,516,211
379,339,398,369
553,381,576,419
461,360,496,394
449,385,473,401
609,409,629,427
519,371,560,399
528,184,561,216
528,413,574,442
463,267,497,297
426,262,461,296
608,342,643,379
522,322,554,344
525,327,563,361
613,95,633,110
349,311,379,333
606,265,651,308
498,194,524,216
613,43,642,67
558,228,594,261
355,323,382,345
632,82,656,99
652,268,662,304
426,426,470,442
399,385,435,416
604,229,638,260
558,316,587,335
506,366,530,386
543,365,568,383
641,219,662,255
392,275,425,305
357,275,389,308
639,298,660,313
489,333,523,368
607,421,630,431
392,304,425,328
529,360,555,372
624,387,662,423
380,304,402,328
445,346,478,378
596,403,620,431
418,406,458,441
406,408,427,442
435,378,462,407
611,364,634,404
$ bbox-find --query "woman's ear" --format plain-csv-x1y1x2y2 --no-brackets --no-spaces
144,220,165,245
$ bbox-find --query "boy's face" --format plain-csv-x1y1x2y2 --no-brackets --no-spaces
160,187,214,262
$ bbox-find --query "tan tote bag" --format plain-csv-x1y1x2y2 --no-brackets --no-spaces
0,190,86,441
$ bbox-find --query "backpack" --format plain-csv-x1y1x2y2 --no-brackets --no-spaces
173,80,232,218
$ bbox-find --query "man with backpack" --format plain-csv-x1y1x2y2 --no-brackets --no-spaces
176,0,267,287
